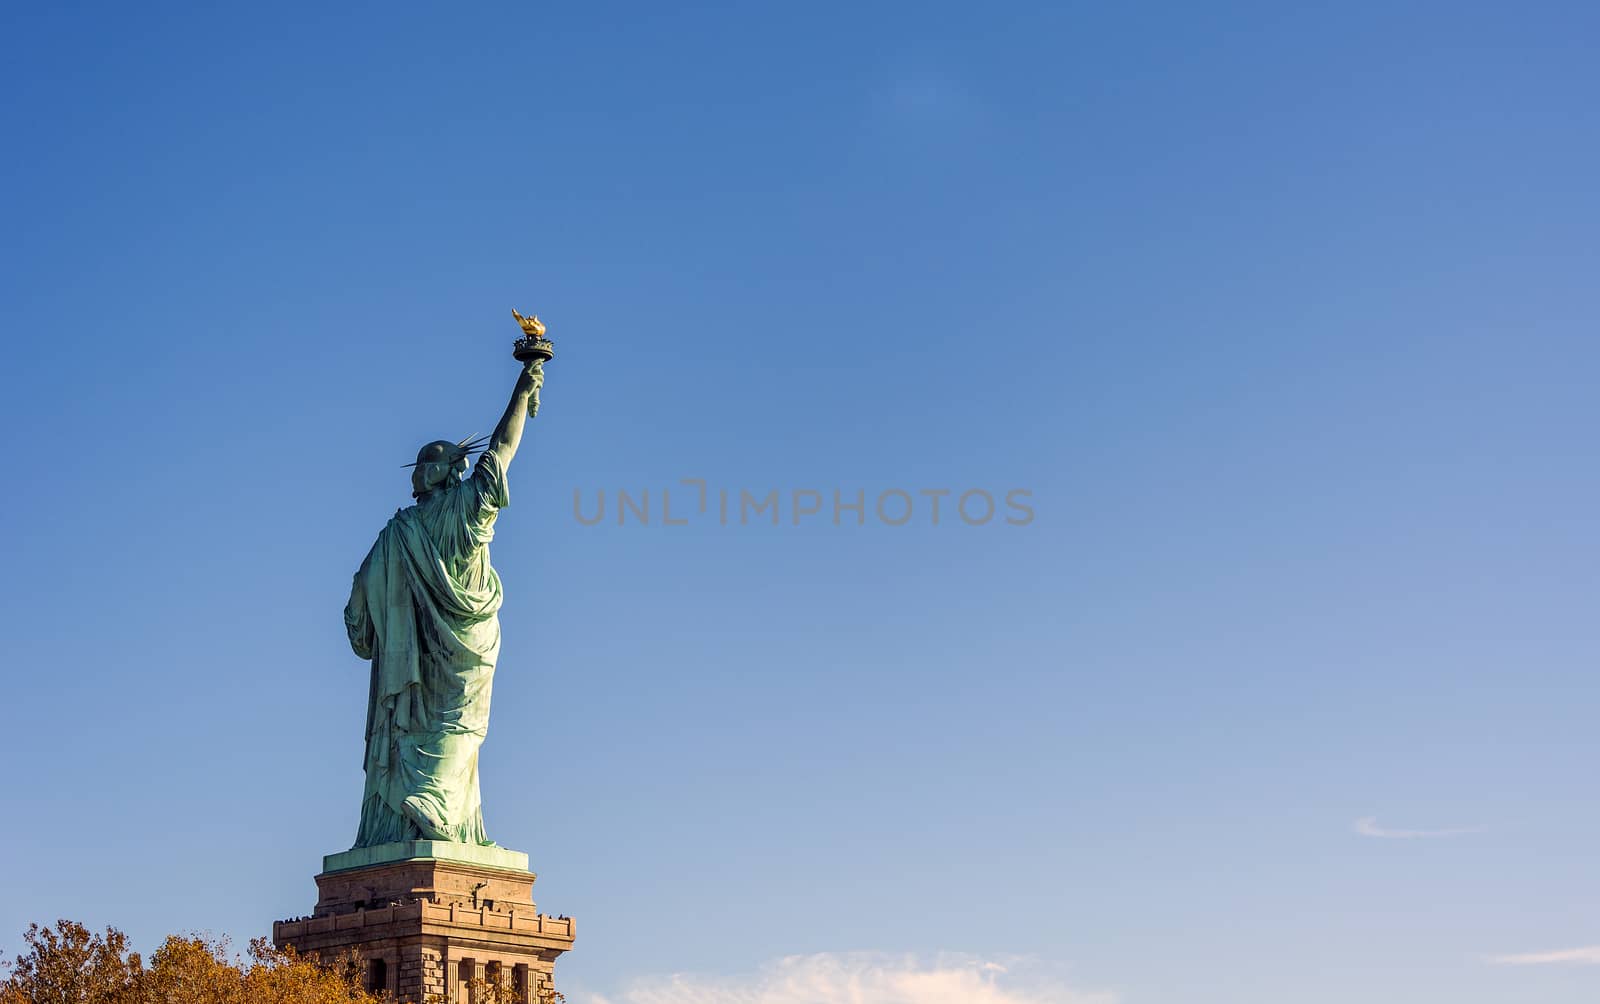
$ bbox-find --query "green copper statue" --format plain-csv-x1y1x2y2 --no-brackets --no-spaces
343,314,551,848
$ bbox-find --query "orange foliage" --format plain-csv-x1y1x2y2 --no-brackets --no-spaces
2,920,382,1004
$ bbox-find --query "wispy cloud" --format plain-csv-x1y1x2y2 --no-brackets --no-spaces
1487,946,1600,966
1353,816,1485,839
585,952,1113,1004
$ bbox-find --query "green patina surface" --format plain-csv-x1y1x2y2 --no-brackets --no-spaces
323,840,531,875
341,351,546,850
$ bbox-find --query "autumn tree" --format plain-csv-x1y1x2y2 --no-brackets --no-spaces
0,921,139,1004
2,921,381,1004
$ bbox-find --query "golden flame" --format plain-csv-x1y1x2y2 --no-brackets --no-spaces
511,309,546,338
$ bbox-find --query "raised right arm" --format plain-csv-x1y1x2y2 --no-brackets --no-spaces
487,360,544,471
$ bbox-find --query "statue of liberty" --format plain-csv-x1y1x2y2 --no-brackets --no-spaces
343,318,549,848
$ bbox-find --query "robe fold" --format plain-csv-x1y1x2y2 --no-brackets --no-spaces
343,451,508,847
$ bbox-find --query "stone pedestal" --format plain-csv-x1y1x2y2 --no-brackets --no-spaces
274,842,574,1003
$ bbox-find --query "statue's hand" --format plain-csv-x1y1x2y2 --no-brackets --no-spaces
525,362,544,417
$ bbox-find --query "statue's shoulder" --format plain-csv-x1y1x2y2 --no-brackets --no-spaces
377,506,420,539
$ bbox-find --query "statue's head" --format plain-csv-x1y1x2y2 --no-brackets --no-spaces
410,440,470,498
404,434,492,498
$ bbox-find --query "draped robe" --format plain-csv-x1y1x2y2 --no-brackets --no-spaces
343,452,508,847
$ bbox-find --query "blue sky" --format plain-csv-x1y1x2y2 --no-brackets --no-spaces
2,3,1597,1002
